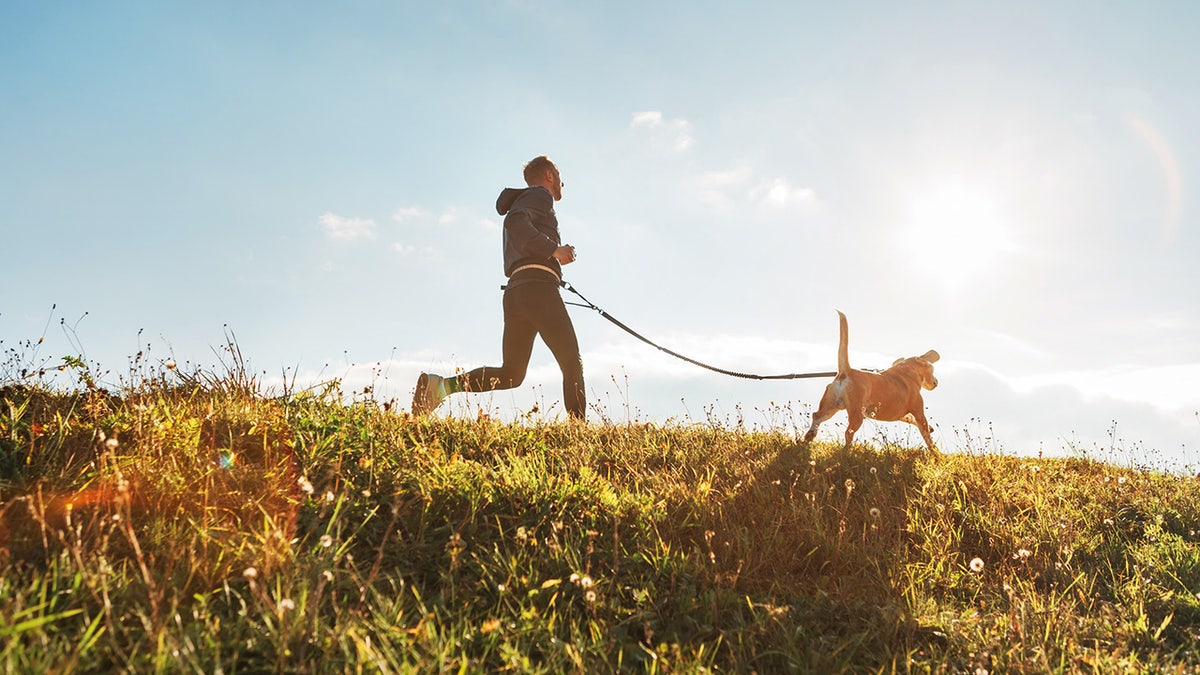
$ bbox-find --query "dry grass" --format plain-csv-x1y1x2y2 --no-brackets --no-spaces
1,351,1199,673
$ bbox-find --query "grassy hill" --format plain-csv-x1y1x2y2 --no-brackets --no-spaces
2,362,1199,673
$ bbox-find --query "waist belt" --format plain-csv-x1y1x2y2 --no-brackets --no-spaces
508,264,561,284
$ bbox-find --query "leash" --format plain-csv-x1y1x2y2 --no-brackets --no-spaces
560,281,837,381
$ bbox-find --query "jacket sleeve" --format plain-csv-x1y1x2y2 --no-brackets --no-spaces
503,189,558,259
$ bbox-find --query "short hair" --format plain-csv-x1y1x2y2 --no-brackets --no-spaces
523,155,557,185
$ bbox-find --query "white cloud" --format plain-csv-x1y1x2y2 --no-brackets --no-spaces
392,207,427,223
319,212,376,240
696,166,752,210
393,242,415,255
693,168,819,213
749,177,818,209
631,111,694,151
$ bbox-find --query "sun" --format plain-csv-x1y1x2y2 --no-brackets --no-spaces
900,180,1016,290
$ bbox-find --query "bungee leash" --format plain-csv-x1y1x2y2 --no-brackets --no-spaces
560,281,837,381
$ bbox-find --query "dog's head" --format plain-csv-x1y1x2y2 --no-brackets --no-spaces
892,350,939,390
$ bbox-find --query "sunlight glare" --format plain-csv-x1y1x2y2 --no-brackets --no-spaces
902,181,1015,290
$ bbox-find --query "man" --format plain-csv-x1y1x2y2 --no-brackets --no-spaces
411,156,586,419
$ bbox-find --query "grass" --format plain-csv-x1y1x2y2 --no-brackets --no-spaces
1,350,1199,673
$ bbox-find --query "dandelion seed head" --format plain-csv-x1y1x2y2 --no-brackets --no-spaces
869,507,881,519
320,535,333,548
585,590,597,603
298,476,314,495
105,437,119,450
279,598,295,611
969,557,985,573
243,567,258,579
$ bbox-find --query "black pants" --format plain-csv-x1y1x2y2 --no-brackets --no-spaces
457,281,586,419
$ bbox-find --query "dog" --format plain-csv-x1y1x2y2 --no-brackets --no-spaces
802,311,940,451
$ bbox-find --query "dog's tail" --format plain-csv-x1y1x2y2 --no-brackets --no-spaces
836,310,850,376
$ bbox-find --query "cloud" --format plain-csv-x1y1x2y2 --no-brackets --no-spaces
320,212,376,240
749,177,819,209
392,207,427,223
694,168,819,213
631,111,694,151
696,166,752,209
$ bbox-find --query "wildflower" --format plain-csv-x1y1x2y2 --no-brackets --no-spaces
322,570,333,582
969,557,985,573
1013,549,1032,561
580,575,594,589
243,567,259,580
165,359,177,370
105,437,119,450
320,535,333,548
298,476,314,495
569,573,581,584
870,466,878,475
279,598,295,611
324,491,335,503
497,583,507,593
869,507,882,519
585,590,597,603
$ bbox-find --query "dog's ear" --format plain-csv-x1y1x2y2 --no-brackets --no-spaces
922,350,940,363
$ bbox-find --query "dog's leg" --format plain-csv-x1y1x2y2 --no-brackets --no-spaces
909,409,938,453
843,408,865,449
802,399,840,445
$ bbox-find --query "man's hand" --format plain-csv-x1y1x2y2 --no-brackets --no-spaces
553,245,576,265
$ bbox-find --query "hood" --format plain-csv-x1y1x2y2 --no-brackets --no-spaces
496,186,535,215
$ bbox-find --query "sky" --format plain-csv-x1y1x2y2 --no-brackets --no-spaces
3,1,1198,471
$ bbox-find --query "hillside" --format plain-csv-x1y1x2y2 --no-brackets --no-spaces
2,371,1199,673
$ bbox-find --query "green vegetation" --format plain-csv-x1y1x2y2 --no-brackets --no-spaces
1,352,1199,673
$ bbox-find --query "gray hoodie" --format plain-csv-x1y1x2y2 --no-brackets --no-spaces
496,186,562,283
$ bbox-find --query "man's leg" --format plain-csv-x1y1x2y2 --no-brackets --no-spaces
527,285,586,420
450,287,538,394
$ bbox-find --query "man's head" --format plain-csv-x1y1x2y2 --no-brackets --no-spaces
523,155,563,201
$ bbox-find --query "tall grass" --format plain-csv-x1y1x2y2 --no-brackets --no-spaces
1,350,1198,673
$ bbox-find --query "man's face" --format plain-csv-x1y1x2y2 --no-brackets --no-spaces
548,167,564,201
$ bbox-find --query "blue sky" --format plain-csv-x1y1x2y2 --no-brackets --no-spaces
4,1,1198,469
